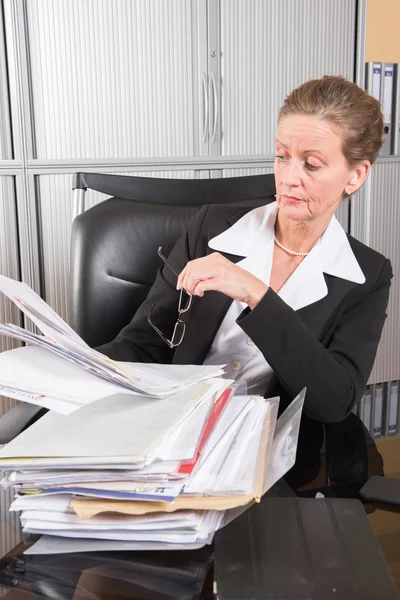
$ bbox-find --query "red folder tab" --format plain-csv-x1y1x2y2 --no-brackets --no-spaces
176,387,233,476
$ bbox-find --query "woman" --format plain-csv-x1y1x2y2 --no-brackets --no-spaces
98,76,392,489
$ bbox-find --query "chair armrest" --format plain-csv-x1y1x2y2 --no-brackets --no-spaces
0,403,45,445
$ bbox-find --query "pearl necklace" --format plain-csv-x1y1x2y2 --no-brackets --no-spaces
274,235,309,257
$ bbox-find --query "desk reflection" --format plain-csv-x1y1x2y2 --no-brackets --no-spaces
0,546,214,599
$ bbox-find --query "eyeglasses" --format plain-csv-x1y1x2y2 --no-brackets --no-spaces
147,247,192,348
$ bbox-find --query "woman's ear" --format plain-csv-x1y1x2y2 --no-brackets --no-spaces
346,160,370,195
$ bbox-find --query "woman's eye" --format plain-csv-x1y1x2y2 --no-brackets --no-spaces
305,162,320,171
275,155,287,161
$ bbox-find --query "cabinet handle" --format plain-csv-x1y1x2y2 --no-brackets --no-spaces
201,73,209,143
211,72,218,143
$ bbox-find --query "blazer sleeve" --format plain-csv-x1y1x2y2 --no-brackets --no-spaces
96,205,210,363
237,258,393,423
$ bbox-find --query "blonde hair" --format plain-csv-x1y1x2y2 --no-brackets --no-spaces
279,75,384,164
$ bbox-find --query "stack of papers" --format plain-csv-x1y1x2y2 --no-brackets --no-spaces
0,274,304,554
0,274,225,412
0,386,279,554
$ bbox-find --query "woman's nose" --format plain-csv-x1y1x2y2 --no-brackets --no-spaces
281,160,302,187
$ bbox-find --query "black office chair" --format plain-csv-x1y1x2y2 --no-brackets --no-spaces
69,172,276,347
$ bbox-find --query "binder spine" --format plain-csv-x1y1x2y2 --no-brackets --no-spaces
365,62,382,101
383,380,399,436
360,386,372,433
394,64,400,156
372,383,384,438
381,63,395,156
357,393,364,419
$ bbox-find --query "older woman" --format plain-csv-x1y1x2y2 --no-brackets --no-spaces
99,76,392,489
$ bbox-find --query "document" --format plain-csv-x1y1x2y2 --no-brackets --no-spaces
28,481,185,503
0,274,84,344
0,274,226,405
2,388,306,554
0,381,223,464
25,536,207,554
21,509,199,528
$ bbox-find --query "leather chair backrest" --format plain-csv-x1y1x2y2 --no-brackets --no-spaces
69,173,276,347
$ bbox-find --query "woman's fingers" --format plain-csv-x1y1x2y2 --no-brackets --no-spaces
177,254,222,294
192,277,221,297
175,252,267,308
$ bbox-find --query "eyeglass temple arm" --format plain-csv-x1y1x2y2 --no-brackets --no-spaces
157,246,180,278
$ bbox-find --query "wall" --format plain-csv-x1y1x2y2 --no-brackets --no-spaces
366,0,400,62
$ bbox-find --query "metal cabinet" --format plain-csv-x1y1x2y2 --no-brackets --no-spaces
0,0,363,320
5,0,361,162
211,0,358,157
351,160,400,384
1,0,366,317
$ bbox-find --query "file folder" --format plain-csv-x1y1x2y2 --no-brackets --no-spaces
371,382,384,438
365,61,382,101
360,386,372,433
381,63,395,156
69,403,277,519
395,63,400,155
383,380,399,436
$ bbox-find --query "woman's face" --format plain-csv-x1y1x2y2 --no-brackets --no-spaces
274,114,368,224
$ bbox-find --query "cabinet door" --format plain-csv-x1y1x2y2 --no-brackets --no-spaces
218,0,357,157
0,177,22,416
0,3,12,159
25,0,206,160
351,162,400,385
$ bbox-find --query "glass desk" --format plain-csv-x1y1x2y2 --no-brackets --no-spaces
0,480,293,600
0,415,395,600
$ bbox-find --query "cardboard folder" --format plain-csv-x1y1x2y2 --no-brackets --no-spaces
71,405,276,519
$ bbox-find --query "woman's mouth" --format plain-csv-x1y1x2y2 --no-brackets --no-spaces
282,194,304,204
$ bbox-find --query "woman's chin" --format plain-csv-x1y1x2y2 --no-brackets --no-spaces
279,200,310,220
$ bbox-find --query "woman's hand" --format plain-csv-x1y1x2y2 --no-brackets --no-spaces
177,252,268,310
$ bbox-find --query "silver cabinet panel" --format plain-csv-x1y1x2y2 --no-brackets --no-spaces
38,171,198,320
0,486,21,564
0,3,12,160
352,161,400,384
0,177,22,416
220,0,356,156
26,0,199,160
222,167,274,177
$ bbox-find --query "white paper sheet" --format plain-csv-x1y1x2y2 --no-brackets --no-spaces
0,382,223,462
0,345,130,412
10,493,73,512
0,274,84,344
20,509,198,527
24,536,207,554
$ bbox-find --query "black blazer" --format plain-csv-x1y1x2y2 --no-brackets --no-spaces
99,198,392,488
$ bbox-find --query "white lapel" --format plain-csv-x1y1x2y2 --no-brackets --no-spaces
208,203,277,257
208,203,366,312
